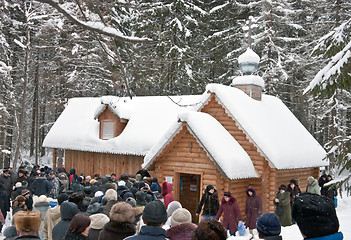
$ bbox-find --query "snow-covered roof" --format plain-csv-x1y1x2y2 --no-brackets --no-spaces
93,96,133,120
143,112,258,180
43,95,202,156
197,84,328,170
231,75,265,88
238,48,260,64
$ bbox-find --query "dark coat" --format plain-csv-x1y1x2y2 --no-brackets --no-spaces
87,229,102,240
103,200,119,217
52,202,79,240
0,184,10,218
273,191,291,227
98,222,135,240
166,222,197,240
0,174,13,195
124,226,167,240
64,231,87,240
216,195,242,234
287,183,301,205
15,236,40,240
161,182,174,209
31,177,53,196
245,187,262,229
196,189,219,216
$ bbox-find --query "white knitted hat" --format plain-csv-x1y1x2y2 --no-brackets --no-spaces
171,208,192,226
89,213,110,229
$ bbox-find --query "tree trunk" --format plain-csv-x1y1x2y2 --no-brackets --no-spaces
13,1,30,168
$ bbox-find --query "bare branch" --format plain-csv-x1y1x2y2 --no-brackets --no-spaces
35,0,152,43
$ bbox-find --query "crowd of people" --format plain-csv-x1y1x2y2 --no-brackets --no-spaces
0,165,344,240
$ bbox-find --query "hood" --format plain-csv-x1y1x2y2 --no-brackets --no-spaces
246,186,256,197
49,205,62,222
60,201,79,220
162,182,172,196
221,195,237,205
58,172,68,180
69,169,76,175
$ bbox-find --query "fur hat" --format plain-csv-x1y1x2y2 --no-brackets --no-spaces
256,213,281,236
278,184,287,191
292,193,339,238
142,200,167,224
171,208,192,226
205,185,214,192
110,202,135,223
290,179,298,185
223,192,231,197
14,211,42,232
105,189,118,201
193,219,226,240
167,201,182,218
89,213,110,230
15,182,22,188
87,202,103,215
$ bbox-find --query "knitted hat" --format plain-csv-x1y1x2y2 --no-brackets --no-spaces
14,211,42,232
125,197,136,208
87,202,103,215
105,189,117,201
150,183,159,192
278,184,287,191
292,193,339,238
110,202,135,223
171,208,192,226
142,200,167,224
57,193,69,205
256,213,281,236
89,213,110,230
167,201,182,218
118,181,126,187
95,191,104,198
86,176,91,181
15,182,22,188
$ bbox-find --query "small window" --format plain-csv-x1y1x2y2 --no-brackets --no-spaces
102,121,114,139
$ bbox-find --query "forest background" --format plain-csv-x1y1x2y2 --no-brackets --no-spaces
0,0,350,185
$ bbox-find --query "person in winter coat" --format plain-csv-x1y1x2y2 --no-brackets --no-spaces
70,177,84,193
33,195,51,239
31,173,53,197
43,193,69,240
102,189,120,217
151,178,162,193
22,189,33,211
0,169,14,196
87,214,109,240
64,214,91,240
319,174,328,196
125,200,167,240
49,171,62,198
98,202,136,240
191,219,227,240
69,169,78,188
166,208,197,240
161,182,174,209
306,176,321,195
58,173,69,193
195,185,219,220
273,184,291,227
15,169,27,183
287,179,301,206
215,192,242,236
245,186,262,235
2,225,18,240
0,183,10,220
52,201,79,240
326,175,338,202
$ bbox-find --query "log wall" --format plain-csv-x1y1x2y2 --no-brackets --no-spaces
276,168,320,193
65,150,143,177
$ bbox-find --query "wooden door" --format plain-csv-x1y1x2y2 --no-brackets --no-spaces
179,173,201,223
